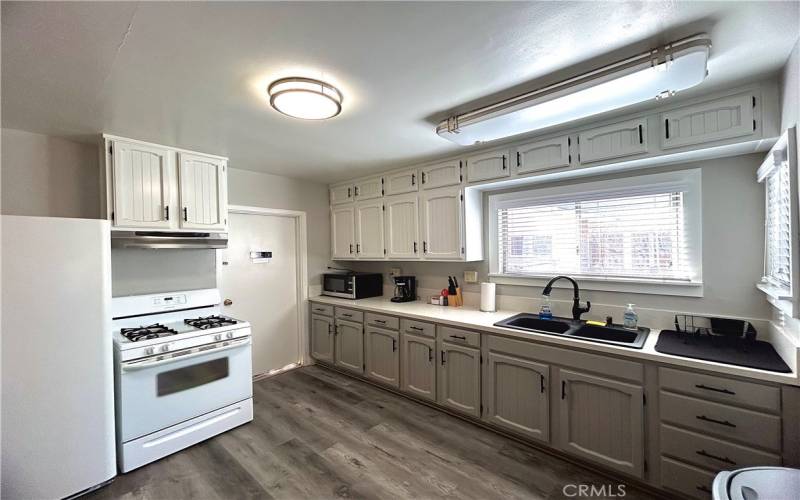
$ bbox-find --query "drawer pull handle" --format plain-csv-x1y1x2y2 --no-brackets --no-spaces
314,308,326,312
450,335,466,340
695,384,736,395
428,347,433,362
374,319,386,324
696,485,711,494
342,313,353,318
392,339,397,352
441,351,446,365
696,415,736,428
696,449,736,465
540,374,546,393
409,326,424,331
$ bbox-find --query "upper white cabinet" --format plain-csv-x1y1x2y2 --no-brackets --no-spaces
420,186,463,260
578,118,648,164
384,193,419,259
110,140,173,229
354,177,383,201
331,205,355,259
384,169,418,196
178,153,227,231
354,200,384,259
330,183,354,205
661,93,756,150
515,136,571,174
421,160,462,189
104,136,228,232
466,149,510,182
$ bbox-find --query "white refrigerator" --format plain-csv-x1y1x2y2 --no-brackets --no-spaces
1,215,116,498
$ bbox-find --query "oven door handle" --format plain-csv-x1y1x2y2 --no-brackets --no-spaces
122,338,251,372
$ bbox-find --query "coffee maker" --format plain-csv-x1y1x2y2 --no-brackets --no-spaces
391,275,417,303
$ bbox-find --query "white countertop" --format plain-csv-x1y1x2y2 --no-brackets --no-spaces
310,295,800,386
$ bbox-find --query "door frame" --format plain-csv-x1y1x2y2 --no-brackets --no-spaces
216,205,310,372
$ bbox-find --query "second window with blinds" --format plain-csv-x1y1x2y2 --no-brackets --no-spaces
487,170,703,296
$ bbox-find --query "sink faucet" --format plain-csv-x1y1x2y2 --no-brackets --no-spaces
542,276,591,321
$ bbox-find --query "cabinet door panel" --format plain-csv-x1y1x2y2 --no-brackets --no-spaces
310,314,334,362
661,94,755,149
365,327,399,387
355,200,384,259
330,184,353,205
384,169,418,195
466,150,510,182
484,353,549,443
401,332,436,401
421,161,461,189
578,118,647,163
178,153,227,230
354,177,383,201
515,136,570,174
384,194,419,259
111,140,172,229
331,206,355,259
557,369,644,478
420,186,462,260
437,341,481,417
335,320,363,374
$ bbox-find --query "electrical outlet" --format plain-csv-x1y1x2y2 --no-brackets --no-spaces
390,267,402,276
463,270,478,283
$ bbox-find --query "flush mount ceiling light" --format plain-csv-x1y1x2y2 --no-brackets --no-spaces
437,34,712,145
268,77,342,120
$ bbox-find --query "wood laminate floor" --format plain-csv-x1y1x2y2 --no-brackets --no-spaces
87,365,656,500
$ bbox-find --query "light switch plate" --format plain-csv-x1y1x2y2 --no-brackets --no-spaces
463,270,478,283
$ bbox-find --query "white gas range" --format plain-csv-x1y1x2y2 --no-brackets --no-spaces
112,288,253,473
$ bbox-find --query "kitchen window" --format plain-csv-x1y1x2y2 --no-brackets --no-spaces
488,170,702,296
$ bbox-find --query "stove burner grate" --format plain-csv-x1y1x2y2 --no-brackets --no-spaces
120,323,178,342
184,315,238,330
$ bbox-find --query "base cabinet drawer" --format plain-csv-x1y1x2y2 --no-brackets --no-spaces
365,312,399,330
401,318,435,338
401,332,436,402
658,367,780,412
659,391,781,451
335,308,364,323
660,424,781,471
310,303,334,317
660,457,715,500
437,326,480,347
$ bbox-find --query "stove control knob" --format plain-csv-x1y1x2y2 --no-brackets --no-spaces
160,345,169,353
226,332,234,339
214,334,222,341
144,347,155,355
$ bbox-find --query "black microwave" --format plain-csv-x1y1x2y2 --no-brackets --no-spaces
322,272,383,299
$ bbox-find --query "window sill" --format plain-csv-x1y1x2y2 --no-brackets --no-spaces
756,282,794,316
488,273,704,297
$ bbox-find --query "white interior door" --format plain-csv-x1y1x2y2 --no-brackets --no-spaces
219,212,301,376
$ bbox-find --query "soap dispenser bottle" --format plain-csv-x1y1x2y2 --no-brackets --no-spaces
539,295,553,320
623,304,638,329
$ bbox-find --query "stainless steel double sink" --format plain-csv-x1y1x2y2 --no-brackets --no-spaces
494,313,649,349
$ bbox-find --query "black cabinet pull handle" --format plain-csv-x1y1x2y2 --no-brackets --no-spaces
428,347,433,362
409,326,423,331
354,186,359,196
374,319,386,324
349,244,354,254
696,415,736,428
392,339,397,352
502,155,507,170
356,243,360,253
695,384,735,395
665,119,670,139
411,173,415,186
348,187,352,198
421,172,426,184
540,375,545,393
696,449,736,465
450,335,466,340
183,207,188,221
314,308,326,312
441,351,446,365
638,124,643,144
423,241,427,253
327,324,332,335
516,151,521,167
165,206,170,221
561,381,566,399
413,241,417,253
342,313,352,317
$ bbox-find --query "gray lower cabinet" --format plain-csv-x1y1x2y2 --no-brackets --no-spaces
365,326,399,387
437,340,481,417
335,319,364,374
556,368,645,478
483,352,549,443
400,332,436,401
310,314,334,362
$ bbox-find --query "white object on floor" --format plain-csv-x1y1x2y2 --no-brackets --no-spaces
481,282,497,312
1,215,116,499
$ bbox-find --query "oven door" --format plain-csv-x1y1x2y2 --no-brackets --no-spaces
323,274,354,298
119,337,252,442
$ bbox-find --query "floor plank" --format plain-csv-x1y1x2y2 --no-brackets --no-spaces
86,365,657,499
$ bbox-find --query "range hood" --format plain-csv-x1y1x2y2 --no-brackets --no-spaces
111,231,228,249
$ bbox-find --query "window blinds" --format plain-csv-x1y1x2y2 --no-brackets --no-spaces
497,188,690,281
764,159,792,289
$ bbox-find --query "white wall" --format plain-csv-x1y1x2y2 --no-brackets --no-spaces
348,155,770,322
780,37,799,133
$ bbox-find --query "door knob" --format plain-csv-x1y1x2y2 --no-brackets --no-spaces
223,299,233,306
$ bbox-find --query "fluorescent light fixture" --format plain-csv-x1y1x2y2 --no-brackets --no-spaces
268,77,343,120
437,35,711,146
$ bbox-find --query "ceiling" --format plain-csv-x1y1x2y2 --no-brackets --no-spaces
2,2,799,183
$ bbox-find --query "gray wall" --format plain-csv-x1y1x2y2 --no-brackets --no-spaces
1,128,330,296
348,154,770,321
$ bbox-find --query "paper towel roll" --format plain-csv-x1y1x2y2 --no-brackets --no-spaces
480,282,496,312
